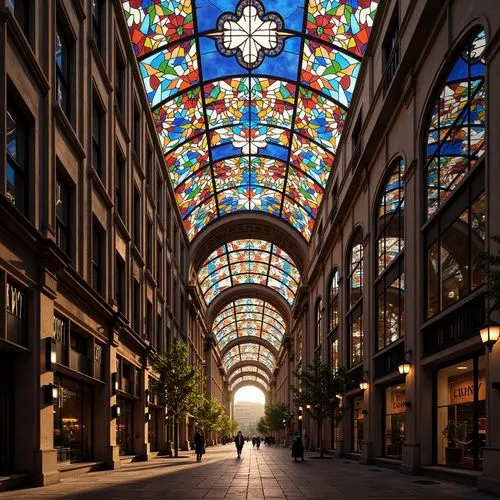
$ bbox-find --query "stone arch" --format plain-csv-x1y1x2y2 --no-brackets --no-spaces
232,380,269,400
189,212,309,275
207,284,292,329
220,337,279,360
227,360,273,380
229,370,271,388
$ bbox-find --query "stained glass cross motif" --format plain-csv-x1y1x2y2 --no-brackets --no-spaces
208,0,290,70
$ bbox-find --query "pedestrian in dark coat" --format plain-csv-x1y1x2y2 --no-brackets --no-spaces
194,428,205,462
234,430,245,459
291,433,304,462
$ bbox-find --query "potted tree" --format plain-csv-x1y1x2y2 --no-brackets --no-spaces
386,425,404,457
442,421,464,466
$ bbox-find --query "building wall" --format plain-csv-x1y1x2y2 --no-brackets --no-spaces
0,0,205,485
276,0,500,488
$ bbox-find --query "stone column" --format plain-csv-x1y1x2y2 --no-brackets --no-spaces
133,357,150,461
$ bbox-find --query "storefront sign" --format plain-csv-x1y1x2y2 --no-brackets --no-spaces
449,375,486,404
391,399,408,414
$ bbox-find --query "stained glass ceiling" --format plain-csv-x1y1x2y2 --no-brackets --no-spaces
230,375,269,391
198,239,300,305
229,366,271,384
223,342,275,372
213,298,286,350
122,0,379,241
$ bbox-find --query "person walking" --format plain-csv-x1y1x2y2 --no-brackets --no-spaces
194,428,205,462
291,432,304,462
256,436,261,449
235,430,245,459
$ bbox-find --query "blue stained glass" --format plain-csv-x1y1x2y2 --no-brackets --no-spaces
121,0,379,242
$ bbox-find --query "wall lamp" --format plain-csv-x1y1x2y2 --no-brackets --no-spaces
112,404,121,419
397,350,412,376
359,380,369,391
145,412,152,422
111,372,119,395
45,337,57,372
44,384,59,405
145,389,150,406
479,320,500,352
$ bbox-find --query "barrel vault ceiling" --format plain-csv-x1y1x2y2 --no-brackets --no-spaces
121,0,379,387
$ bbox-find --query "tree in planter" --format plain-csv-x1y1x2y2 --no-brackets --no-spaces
257,416,269,436
263,402,292,440
218,414,239,442
442,420,466,465
292,360,346,458
194,395,225,444
149,342,201,458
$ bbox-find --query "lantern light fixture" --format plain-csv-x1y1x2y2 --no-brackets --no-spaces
45,337,57,371
359,379,369,391
44,384,59,405
397,350,412,376
479,320,500,352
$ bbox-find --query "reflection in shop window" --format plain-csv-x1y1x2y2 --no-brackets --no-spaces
385,384,406,458
436,356,486,470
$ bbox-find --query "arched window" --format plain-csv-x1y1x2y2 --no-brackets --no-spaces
347,230,363,367
424,29,486,319
425,29,485,219
329,269,340,331
376,160,405,350
315,298,323,349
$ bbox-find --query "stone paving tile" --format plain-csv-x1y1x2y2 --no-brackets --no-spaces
0,446,498,499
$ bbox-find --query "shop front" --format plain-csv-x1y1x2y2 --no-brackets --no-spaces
384,384,406,459
436,355,486,470
53,375,93,463
148,407,160,452
0,350,15,472
117,397,134,456
352,396,364,453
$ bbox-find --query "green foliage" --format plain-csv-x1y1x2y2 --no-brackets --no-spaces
256,417,269,435
263,402,292,432
149,342,201,423
218,414,239,436
195,396,225,432
479,235,500,315
292,360,346,422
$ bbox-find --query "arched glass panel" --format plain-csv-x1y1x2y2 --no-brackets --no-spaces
329,269,340,331
198,239,300,305
212,298,286,350
348,232,363,309
121,0,380,241
376,159,405,275
222,343,276,372
425,29,486,219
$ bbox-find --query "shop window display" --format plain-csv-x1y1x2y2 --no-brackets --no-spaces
385,384,406,458
353,396,364,453
436,356,486,470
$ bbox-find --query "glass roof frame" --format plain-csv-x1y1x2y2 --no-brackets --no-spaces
199,239,300,305
122,0,379,241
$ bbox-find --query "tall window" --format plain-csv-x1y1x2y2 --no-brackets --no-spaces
115,148,125,218
376,160,405,350
55,26,70,117
116,253,125,313
315,298,323,350
347,230,363,367
383,12,399,93
132,279,141,334
146,218,153,271
92,221,104,294
133,188,141,245
56,174,71,256
92,96,104,176
92,0,103,52
6,105,28,215
424,29,486,319
115,49,125,113
328,269,340,332
425,29,486,219
8,0,30,38
133,104,141,155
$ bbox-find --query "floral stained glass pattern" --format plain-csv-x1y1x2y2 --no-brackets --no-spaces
425,30,486,218
199,240,300,305
121,0,379,240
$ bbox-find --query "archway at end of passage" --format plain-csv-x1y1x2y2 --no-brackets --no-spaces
233,385,266,405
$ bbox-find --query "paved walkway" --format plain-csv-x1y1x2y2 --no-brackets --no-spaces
0,445,496,499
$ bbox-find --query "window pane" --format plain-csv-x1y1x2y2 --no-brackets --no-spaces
427,242,439,318
441,209,469,310
350,315,363,366
471,193,486,290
